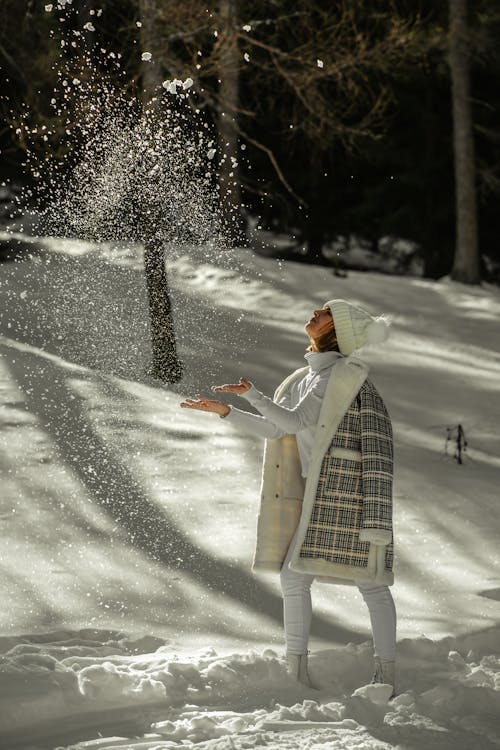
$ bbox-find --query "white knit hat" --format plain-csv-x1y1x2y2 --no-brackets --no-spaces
324,298,391,356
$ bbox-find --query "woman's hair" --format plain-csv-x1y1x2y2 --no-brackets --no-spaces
306,324,339,353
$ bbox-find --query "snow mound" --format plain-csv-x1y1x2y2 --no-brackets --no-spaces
1,630,500,748
352,682,393,704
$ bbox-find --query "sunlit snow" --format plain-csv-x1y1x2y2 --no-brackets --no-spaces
1,234,500,748
1,3,499,747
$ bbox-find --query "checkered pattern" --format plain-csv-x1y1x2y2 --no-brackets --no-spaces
300,379,393,573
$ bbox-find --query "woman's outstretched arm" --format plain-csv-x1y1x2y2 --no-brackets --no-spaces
223,405,287,439
213,375,327,434
180,391,289,439
238,379,327,434
211,377,296,437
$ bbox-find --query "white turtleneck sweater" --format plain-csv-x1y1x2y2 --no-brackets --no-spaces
225,350,344,478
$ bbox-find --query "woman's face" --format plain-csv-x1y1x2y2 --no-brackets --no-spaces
305,305,334,337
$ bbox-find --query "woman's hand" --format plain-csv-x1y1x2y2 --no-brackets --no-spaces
180,394,230,417
211,377,253,395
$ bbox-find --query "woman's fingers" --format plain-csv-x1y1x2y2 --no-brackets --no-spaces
180,396,222,413
180,399,198,408
182,376,252,413
181,397,207,409
211,382,247,393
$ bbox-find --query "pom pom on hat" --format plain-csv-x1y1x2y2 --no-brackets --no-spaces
365,314,391,346
324,299,391,356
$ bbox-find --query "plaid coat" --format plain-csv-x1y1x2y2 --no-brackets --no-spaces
252,354,394,586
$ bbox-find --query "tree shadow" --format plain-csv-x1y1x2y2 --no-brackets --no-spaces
478,588,500,601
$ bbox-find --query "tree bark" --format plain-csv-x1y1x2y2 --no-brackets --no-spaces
449,0,480,284
217,0,244,244
144,239,182,382
139,0,183,382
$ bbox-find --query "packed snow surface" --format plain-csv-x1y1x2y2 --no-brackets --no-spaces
1,234,500,748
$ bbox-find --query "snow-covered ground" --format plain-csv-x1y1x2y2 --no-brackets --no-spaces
1,233,500,748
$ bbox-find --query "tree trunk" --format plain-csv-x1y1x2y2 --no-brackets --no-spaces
139,0,183,382
217,0,244,244
449,0,480,284
144,239,182,382
422,84,449,279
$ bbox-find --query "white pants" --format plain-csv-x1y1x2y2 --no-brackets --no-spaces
280,530,397,660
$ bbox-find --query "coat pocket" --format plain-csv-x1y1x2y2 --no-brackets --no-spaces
329,447,362,462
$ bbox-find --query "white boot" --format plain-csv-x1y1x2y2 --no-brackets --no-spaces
371,656,396,699
286,652,317,689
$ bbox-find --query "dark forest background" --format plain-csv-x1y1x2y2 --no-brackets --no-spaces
1,0,499,282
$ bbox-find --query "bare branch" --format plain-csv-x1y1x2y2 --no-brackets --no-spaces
0,39,28,84
236,124,306,207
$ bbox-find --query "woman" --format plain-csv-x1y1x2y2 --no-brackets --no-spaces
180,298,396,696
